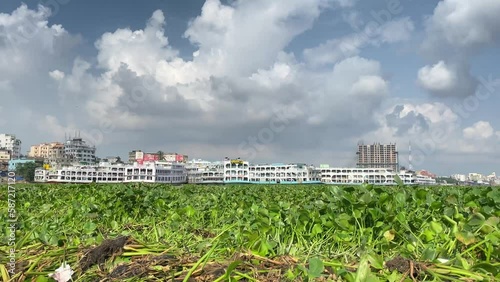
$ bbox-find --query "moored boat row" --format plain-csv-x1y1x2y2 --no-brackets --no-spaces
34,158,426,185
34,161,187,184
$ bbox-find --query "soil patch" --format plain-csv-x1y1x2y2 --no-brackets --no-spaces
386,256,410,273
385,256,421,281
79,236,130,272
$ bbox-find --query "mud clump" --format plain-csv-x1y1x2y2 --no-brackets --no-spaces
386,256,410,273
79,236,130,272
385,256,421,282
108,254,178,280
109,263,148,279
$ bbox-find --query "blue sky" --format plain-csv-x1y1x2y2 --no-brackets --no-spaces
1,0,499,175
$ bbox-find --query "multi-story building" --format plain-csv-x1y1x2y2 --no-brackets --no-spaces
28,142,65,162
163,153,188,163
64,137,96,164
356,142,399,172
128,150,143,163
129,150,189,164
0,149,11,162
102,156,123,164
0,134,22,159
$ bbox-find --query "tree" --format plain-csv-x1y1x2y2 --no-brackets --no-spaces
15,162,37,182
157,151,164,161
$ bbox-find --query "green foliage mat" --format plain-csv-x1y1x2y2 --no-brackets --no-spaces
1,183,499,281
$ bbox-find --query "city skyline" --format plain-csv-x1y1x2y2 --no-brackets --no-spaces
8,134,497,177
1,0,500,176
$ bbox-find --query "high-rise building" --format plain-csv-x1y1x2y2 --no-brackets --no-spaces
356,142,399,172
64,137,96,164
0,134,21,159
29,142,65,162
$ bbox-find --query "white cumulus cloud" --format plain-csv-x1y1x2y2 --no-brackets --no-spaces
417,61,477,97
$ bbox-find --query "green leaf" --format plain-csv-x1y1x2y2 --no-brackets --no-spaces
365,273,380,282
415,189,427,200
455,231,476,245
185,205,196,217
335,213,353,230
456,254,471,270
471,262,499,275
406,243,416,252
308,257,324,278
312,224,323,236
468,213,486,226
386,270,400,282
421,247,437,261
487,189,500,203
35,275,50,282
481,217,500,234
368,253,384,270
110,220,119,230
485,233,499,245
360,192,372,204
83,222,97,234
355,256,370,282
445,194,458,205
223,260,242,279
394,174,404,186
430,221,443,234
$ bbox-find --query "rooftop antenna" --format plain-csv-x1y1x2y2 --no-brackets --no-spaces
408,140,413,171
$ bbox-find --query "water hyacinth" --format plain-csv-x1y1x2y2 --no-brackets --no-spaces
48,262,74,282
1,183,498,281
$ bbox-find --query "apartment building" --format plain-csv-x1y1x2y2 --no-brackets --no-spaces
29,142,65,162
0,134,21,159
356,142,399,172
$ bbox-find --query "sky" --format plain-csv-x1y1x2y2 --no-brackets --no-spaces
0,0,499,176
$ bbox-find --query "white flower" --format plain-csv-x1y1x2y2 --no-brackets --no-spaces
48,262,74,282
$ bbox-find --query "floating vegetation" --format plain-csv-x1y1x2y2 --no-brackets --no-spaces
0,183,499,281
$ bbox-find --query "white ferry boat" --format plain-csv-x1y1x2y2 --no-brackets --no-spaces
34,161,187,184
125,161,187,184
318,165,416,185
35,164,126,183
415,174,437,185
223,159,250,184
249,163,322,184
186,159,224,184
221,159,322,184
